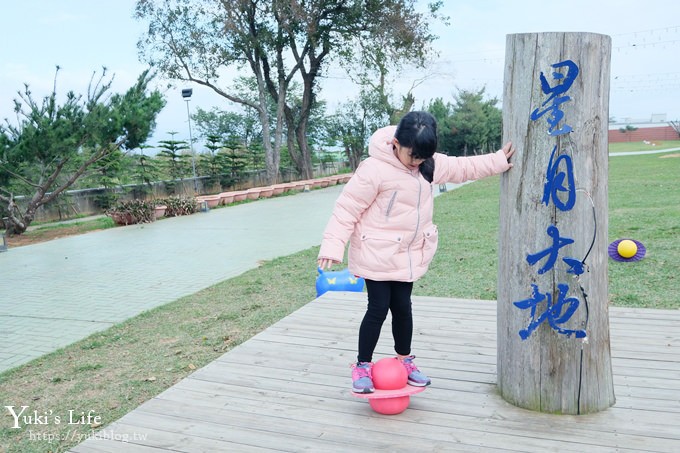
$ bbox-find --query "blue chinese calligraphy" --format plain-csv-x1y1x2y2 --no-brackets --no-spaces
516,58,587,340
513,284,587,340
530,60,579,136
526,225,574,275
542,145,576,211
563,257,585,276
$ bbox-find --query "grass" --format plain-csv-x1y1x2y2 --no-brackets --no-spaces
417,179,502,300
607,153,680,306
420,152,680,307
608,139,680,153
26,216,115,232
1,148,679,452
0,249,320,452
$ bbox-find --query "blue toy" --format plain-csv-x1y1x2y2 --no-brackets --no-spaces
316,267,365,297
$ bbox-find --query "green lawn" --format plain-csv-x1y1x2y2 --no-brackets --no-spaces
1,151,679,452
420,152,680,307
607,153,680,306
608,140,680,153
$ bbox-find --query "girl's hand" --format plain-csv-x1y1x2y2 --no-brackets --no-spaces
317,258,339,270
502,141,516,167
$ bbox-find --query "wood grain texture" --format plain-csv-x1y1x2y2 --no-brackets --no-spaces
498,32,614,414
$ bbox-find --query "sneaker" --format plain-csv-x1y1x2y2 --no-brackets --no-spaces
400,355,431,387
350,362,374,393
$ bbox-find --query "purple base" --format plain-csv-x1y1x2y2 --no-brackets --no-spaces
608,239,646,262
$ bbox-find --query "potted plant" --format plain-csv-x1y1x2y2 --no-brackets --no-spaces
158,196,199,217
153,204,167,219
106,200,155,225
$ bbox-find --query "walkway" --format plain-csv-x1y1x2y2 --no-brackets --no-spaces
0,183,456,373
0,185,341,372
71,292,680,452
609,147,680,156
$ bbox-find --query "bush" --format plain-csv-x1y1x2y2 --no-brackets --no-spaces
159,196,199,217
105,199,155,225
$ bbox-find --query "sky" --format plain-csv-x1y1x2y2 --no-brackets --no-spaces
1,0,679,151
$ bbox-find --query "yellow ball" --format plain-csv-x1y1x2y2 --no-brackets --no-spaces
617,240,638,259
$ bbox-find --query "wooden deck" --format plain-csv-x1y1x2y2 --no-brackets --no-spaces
72,292,680,452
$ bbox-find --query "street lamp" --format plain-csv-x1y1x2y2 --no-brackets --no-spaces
182,88,199,193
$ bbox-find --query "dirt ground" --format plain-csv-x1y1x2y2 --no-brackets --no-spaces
5,225,103,248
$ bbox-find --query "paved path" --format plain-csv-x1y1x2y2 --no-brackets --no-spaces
609,147,680,156
0,186,343,372
0,183,456,373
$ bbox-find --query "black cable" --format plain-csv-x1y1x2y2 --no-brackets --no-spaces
566,134,597,414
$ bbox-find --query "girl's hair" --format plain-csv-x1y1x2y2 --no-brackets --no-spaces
395,111,437,183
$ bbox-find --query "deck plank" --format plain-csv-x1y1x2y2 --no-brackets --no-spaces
71,292,680,452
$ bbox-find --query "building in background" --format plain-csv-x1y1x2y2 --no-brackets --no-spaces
609,113,680,143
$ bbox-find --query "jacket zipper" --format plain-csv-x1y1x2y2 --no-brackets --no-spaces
385,191,397,219
407,172,422,280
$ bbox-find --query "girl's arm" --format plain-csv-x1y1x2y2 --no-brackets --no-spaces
433,141,515,185
317,160,380,268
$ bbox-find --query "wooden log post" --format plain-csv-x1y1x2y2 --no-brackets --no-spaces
497,32,615,414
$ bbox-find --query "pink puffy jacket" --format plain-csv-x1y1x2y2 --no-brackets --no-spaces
318,125,511,282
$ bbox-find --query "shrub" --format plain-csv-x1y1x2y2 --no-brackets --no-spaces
105,199,155,225
159,196,199,217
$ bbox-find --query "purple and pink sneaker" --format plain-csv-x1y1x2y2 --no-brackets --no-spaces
401,355,431,387
351,362,374,393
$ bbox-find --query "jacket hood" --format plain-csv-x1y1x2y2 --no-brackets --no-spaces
368,125,406,171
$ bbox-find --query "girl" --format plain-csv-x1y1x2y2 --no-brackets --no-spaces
318,111,515,393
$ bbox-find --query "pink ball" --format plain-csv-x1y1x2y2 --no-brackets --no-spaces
369,395,410,415
372,357,408,390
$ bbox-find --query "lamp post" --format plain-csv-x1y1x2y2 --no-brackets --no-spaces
182,88,199,194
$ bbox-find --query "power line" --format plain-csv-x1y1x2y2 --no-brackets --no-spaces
614,39,680,50
317,26,680,94
612,25,680,37
612,25,680,49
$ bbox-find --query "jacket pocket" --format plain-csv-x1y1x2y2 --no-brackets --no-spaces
357,231,405,269
421,225,439,266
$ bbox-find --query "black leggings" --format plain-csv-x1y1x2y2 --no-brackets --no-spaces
357,279,413,363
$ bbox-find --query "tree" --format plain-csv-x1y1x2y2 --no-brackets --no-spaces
0,68,165,235
135,0,443,181
193,107,261,151
670,120,680,138
220,145,247,187
200,134,226,189
86,148,127,210
136,0,285,184
431,88,502,156
156,132,190,194
128,144,161,199
327,89,387,171
135,144,160,187
618,124,637,141
670,120,679,134
426,97,456,153
325,62,433,172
